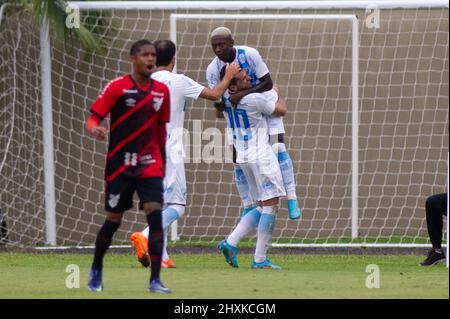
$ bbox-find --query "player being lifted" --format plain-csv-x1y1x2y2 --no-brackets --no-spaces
218,66,287,269
86,40,171,293
130,40,241,268
206,27,301,220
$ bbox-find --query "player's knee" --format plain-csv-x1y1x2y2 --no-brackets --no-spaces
143,202,162,215
167,204,185,218
105,212,123,224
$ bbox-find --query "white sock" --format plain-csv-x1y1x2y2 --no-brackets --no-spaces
141,226,149,238
227,207,261,247
255,205,277,263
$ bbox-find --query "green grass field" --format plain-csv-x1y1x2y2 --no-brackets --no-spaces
0,252,447,299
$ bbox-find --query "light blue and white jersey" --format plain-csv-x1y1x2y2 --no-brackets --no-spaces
206,46,284,137
206,45,269,89
222,89,278,163
151,70,204,159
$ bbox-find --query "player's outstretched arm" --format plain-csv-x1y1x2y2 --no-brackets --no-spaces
228,73,273,105
200,63,241,101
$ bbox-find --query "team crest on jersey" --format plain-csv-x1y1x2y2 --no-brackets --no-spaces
238,53,246,64
153,97,164,111
108,194,120,208
125,98,136,107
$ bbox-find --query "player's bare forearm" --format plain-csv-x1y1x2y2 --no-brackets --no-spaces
86,115,107,141
228,73,273,104
200,63,241,101
272,87,287,116
273,96,287,117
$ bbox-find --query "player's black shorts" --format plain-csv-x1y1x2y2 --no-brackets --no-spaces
104,176,163,213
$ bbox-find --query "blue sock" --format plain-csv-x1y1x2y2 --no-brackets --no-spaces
227,207,261,247
277,150,297,199
234,165,253,207
162,207,179,229
255,212,276,262
244,207,262,229
242,204,257,217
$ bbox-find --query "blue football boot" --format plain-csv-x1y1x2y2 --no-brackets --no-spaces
87,267,103,292
287,199,301,220
251,259,282,270
149,279,172,294
218,239,239,268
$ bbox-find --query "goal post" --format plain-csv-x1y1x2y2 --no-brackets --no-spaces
0,1,448,249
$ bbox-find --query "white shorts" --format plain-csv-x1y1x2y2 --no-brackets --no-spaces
163,158,187,205
239,152,286,202
266,116,285,136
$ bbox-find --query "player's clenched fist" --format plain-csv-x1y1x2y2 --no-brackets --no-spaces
91,126,107,141
223,62,241,80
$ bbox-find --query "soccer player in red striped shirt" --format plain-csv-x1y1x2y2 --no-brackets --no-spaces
86,39,172,293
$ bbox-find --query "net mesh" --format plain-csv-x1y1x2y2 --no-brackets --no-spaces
0,5,447,246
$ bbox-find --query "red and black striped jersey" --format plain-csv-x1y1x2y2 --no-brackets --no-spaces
89,74,170,182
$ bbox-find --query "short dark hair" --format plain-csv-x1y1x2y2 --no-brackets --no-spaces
154,40,176,67
130,39,153,56
220,65,237,86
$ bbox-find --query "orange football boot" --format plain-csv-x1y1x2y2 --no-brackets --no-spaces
130,232,150,267
161,257,176,269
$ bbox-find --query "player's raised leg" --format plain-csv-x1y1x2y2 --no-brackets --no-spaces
138,204,183,268
269,130,301,220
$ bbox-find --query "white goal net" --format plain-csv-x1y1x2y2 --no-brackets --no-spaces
0,1,448,248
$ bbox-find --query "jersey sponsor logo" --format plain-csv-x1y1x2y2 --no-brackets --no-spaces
125,98,136,107
153,97,164,111
123,89,138,94
139,154,156,165
151,91,165,97
108,194,120,208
